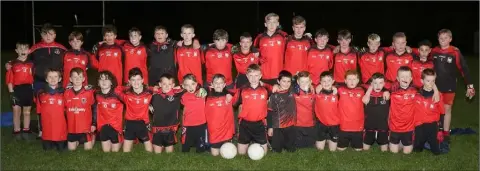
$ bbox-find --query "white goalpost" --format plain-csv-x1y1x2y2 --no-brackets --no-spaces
31,1,106,44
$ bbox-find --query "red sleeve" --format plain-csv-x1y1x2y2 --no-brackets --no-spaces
226,43,233,52
454,48,473,85
35,93,42,114
200,49,205,64
381,47,394,53
253,34,262,48
114,86,126,101
88,52,99,69
232,88,242,107
412,48,419,56
115,39,127,46
6,66,13,85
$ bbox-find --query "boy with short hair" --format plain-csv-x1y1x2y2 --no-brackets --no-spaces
384,32,414,83
205,29,234,89
233,32,260,89
358,34,386,83
307,29,334,86
254,13,288,86
176,24,204,85
267,70,297,153
148,26,177,86
6,42,34,140
431,29,475,141
233,64,272,155
123,27,148,85
336,70,365,151
362,73,390,152
63,31,97,88
314,71,339,151
64,67,96,151
92,25,125,86
411,40,434,88
36,68,67,151
284,16,312,75
294,71,316,148
333,30,358,84
413,68,445,155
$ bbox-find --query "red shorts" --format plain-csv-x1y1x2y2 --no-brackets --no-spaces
442,93,455,105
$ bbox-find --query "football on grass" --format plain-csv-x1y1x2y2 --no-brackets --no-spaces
247,143,265,160
220,142,237,159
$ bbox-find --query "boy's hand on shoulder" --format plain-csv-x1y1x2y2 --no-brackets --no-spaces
272,84,280,93
383,91,390,100
176,40,183,47
196,88,207,98
304,33,312,39
193,39,201,49
226,94,233,103
90,126,96,133
406,46,412,53
332,87,338,95
315,84,323,94
333,46,340,54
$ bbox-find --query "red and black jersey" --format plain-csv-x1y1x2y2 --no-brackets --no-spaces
205,44,233,85
148,41,176,70
314,89,339,126
431,46,473,93
181,91,206,126
254,30,288,79
95,89,124,133
333,48,358,83
364,91,390,131
233,85,271,122
175,43,204,85
414,90,445,126
284,35,312,75
36,86,67,141
63,49,96,88
294,89,315,127
151,88,185,127
6,59,34,86
358,49,386,83
267,90,296,128
94,43,125,86
29,41,67,81
307,46,334,85
116,86,153,124
123,42,148,84
205,90,235,144
388,82,418,132
337,86,365,132
64,86,96,134
411,59,434,88
233,50,259,75
385,51,413,82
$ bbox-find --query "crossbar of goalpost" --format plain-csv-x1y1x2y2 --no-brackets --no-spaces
31,1,105,44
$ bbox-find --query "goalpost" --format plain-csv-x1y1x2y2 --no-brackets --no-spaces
31,1,106,44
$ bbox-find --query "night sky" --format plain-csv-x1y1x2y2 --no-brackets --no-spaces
2,1,479,55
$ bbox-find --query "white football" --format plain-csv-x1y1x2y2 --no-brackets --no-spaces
247,143,265,160
220,142,237,159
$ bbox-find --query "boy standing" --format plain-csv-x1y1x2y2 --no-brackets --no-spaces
233,32,260,89
333,30,358,85
384,32,414,83
92,25,125,86
63,31,97,88
6,42,34,140
176,24,204,85
307,29,334,86
123,27,148,85
284,16,312,75
204,29,234,89
411,40,434,88
358,34,386,83
148,26,177,86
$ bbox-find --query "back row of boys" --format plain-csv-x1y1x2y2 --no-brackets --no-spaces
6,12,475,154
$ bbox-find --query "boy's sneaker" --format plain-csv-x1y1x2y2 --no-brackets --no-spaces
13,131,22,140
439,141,450,154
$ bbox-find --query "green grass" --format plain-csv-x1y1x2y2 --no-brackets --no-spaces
1,51,479,170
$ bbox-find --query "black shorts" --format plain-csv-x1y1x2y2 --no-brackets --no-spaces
338,131,363,149
42,140,67,151
271,126,296,152
210,139,232,149
363,130,389,145
316,121,340,142
238,120,267,145
181,123,207,153
152,130,177,147
295,126,317,148
124,120,150,142
235,74,249,89
261,78,277,86
389,131,414,146
67,133,92,143
99,125,122,144
12,84,34,107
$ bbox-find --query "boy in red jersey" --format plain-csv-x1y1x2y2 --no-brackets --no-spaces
384,32,414,83
36,68,67,151
284,16,312,75
6,42,34,140
63,31,97,88
233,32,260,89
91,25,125,86
267,70,296,153
431,29,475,142
206,74,235,156
293,71,316,148
95,71,124,152
336,70,365,151
176,24,204,85
413,69,445,155
307,29,334,86
254,13,288,86
314,71,340,151
204,29,234,90
411,40,434,88
358,34,386,83
64,68,96,150
123,27,148,85
233,64,272,155
333,30,358,84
